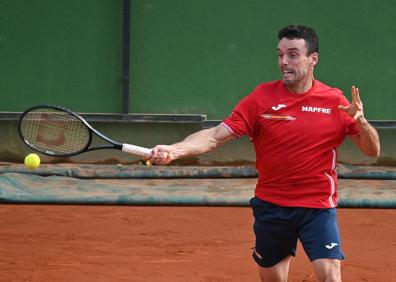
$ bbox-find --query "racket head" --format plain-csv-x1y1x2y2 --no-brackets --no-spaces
18,105,92,157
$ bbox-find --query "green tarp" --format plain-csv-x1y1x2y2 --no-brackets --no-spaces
0,164,395,207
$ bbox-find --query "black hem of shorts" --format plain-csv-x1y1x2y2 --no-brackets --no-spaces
252,251,296,268
309,254,346,262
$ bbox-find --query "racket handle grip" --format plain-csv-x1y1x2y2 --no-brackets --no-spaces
122,144,152,158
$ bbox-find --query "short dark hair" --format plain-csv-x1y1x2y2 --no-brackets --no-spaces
278,25,319,55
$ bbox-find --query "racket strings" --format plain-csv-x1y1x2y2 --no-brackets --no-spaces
20,108,90,155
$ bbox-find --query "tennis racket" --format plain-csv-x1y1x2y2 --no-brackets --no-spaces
18,105,152,158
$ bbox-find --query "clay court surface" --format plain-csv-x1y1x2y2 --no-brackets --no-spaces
0,205,395,282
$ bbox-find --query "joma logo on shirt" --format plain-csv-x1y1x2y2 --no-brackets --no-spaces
302,106,332,114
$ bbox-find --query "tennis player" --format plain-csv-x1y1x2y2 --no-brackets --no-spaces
150,25,380,282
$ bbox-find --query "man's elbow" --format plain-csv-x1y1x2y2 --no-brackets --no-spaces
364,146,380,157
366,151,380,157
372,149,381,157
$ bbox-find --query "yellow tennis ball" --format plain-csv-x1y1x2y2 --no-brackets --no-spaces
24,153,41,169
145,160,152,167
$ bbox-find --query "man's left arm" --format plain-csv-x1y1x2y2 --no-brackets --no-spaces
338,86,380,157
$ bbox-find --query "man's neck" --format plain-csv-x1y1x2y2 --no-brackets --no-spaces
285,77,315,94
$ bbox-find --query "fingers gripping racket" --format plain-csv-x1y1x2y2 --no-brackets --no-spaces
18,105,152,158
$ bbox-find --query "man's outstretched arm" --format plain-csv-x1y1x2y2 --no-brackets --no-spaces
150,124,236,165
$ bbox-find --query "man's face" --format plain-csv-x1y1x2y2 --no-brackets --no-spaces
277,38,318,87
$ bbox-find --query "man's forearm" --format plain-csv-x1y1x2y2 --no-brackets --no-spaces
150,124,235,165
169,128,219,159
356,117,380,157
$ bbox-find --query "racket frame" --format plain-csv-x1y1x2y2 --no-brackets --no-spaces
18,104,124,157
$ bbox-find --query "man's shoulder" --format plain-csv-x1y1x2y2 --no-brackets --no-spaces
235,81,279,109
240,80,281,105
253,80,281,93
314,80,343,96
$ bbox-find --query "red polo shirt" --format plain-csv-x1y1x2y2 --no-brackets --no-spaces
222,80,359,208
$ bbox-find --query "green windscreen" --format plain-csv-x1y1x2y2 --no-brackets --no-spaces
0,0,122,113
131,0,396,120
1,0,395,120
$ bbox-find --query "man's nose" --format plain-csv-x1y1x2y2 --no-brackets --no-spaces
279,56,288,66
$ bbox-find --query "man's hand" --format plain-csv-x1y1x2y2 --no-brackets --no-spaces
150,145,176,165
338,85,380,157
337,86,364,120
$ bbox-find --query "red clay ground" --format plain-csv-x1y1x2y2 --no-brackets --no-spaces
0,205,395,282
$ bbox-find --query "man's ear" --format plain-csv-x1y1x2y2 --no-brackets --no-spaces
311,52,319,66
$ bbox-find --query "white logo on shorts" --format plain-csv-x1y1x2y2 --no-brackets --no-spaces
325,243,338,249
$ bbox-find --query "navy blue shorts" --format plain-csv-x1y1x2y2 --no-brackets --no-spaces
250,197,345,268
